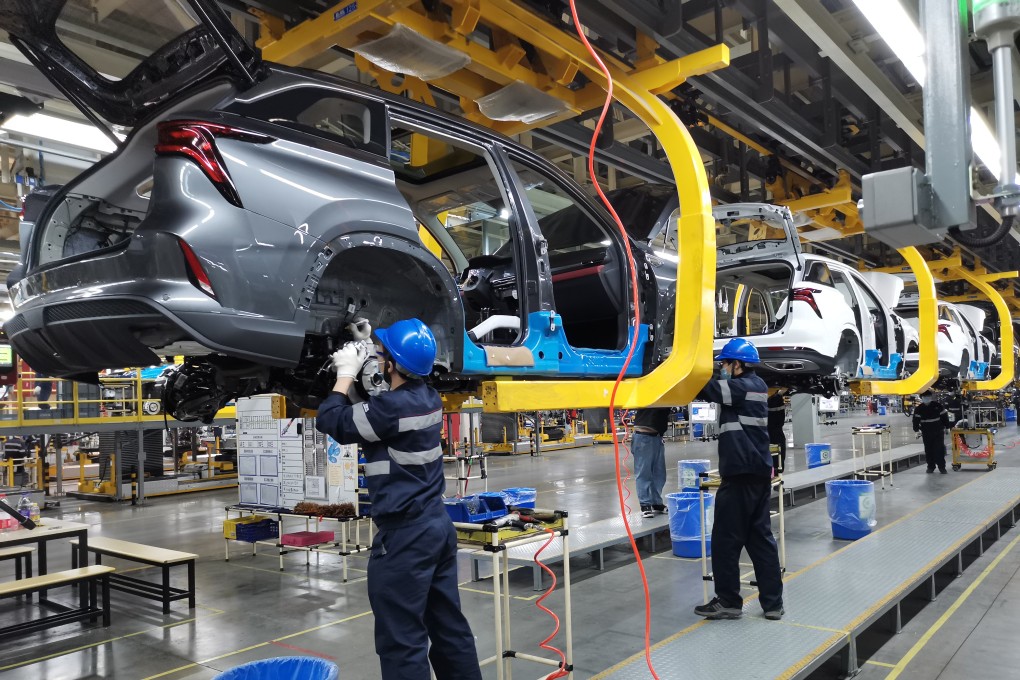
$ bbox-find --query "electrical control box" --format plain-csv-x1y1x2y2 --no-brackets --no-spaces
861,167,942,248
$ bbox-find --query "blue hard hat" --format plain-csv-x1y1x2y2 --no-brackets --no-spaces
375,318,437,377
714,337,760,364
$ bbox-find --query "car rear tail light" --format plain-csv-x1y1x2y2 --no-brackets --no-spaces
178,239,216,299
938,323,952,341
155,121,271,207
792,287,823,318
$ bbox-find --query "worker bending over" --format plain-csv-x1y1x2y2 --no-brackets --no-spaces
316,318,482,680
913,390,952,474
693,338,785,621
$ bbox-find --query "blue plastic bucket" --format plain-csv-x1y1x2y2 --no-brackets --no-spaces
806,443,832,469
825,479,876,540
1006,407,1017,422
692,423,704,439
878,405,887,416
215,657,339,680
678,459,711,492
666,491,713,557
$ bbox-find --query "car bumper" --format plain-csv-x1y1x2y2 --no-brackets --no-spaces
5,294,305,378
755,348,836,376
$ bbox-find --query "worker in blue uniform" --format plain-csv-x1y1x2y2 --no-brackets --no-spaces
316,318,482,680
693,338,785,621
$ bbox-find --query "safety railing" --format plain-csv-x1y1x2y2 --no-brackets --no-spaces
0,365,235,430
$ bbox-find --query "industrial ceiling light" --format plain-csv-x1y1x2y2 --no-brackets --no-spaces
1,112,119,153
852,0,1012,182
353,24,471,81
476,81,570,124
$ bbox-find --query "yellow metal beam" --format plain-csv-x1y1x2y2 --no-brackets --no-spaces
959,269,1016,391
853,247,938,396
259,0,726,410
475,8,729,410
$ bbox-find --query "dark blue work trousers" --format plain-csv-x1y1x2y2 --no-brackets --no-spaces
368,509,482,680
711,479,784,612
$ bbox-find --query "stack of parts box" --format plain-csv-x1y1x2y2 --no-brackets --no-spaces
280,531,336,547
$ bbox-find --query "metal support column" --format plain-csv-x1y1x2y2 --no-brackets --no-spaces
923,0,973,231
135,428,145,505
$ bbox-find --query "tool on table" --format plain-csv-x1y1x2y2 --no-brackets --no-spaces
0,496,36,530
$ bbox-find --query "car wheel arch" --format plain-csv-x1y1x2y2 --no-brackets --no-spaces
314,233,465,371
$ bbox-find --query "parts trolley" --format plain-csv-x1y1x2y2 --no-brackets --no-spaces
951,428,998,471
456,509,572,680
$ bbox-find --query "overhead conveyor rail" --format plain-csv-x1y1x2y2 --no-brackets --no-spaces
594,469,1020,679
259,0,725,412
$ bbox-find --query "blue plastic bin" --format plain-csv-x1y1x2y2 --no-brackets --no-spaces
825,479,876,540
678,459,711,492
1006,407,1017,422
666,491,713,557
475,493,509,518
692,423,704,439
215,657,338,680
805,443,831,469
444,495,493,523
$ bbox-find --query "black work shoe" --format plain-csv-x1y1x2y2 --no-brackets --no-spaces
940,469,948,474
926,468,935,474
653,504,668,515
694,597,743,619
640,505,655,518
764,608,785,620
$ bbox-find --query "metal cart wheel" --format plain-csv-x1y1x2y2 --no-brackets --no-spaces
952,464,962,471
988,462,997,470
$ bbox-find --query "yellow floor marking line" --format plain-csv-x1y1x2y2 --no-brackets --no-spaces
847,493,1020,630
0,612,223,672
142,610,373,680
885,533,1020,680
865,660,897,668
590,620,709,679
777,632,848,680
782,472,991,580
648,554,700,562
592,472,1007,677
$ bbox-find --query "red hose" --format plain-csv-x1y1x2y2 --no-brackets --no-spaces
567,2,659,677
534,529,570,679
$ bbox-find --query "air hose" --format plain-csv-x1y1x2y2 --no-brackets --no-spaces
567,2,660,677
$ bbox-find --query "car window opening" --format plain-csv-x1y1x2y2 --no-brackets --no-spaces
389,125,522,347
501,156,628,352
715,264,793,338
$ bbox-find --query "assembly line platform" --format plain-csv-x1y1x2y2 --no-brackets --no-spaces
595,468,1020,679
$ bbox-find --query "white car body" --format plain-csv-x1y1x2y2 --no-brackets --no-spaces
955,304,997,366
712,204,911,389
897,300,982,377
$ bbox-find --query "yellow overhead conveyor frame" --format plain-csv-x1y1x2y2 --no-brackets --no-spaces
260,1,728,411
852,247,939,396
956,269,1016,392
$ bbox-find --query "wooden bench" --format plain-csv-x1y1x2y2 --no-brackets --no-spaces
0,566,114,639
0,545,35,581
70,537,196,614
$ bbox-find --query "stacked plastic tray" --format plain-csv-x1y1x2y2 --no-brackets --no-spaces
234,519,280,543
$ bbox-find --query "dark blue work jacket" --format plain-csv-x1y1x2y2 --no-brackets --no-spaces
316,380,445,520
697,370,772,479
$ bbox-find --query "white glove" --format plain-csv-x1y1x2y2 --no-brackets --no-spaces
347,317,372,341
332,342,368,379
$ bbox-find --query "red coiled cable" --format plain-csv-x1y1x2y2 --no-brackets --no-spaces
534,529,570,679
